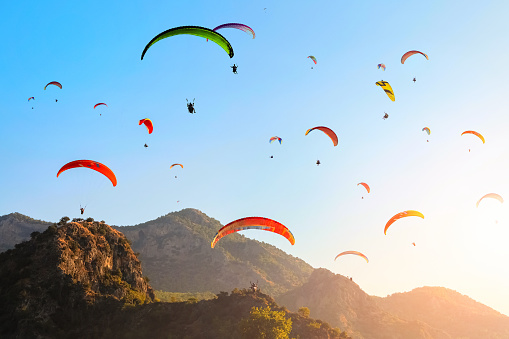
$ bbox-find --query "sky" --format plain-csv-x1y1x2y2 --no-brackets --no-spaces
1,0,509,315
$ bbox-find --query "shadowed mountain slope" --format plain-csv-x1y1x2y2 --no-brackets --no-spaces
0,212,50,252
113,208,313,296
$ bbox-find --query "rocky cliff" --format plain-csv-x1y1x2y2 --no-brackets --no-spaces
0,218,155,338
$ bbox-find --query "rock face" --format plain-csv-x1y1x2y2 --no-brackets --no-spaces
276,268,450,339
0,212,50,252
114,208,313,296
0,219,154,338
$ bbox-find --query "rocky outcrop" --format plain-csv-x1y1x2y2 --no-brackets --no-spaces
0,219,154,338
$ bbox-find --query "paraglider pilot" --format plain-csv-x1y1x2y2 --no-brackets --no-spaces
231,64,238,74
383,112,389,120
316,160,321,166
144,144,148,148
80,205,85,215
186,99,196,114
413,77,416,83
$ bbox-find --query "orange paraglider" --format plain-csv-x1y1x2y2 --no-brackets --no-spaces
476,193,503,208
211,217,295,248
334,251,369,263
384,210,424,235
305,126,338,146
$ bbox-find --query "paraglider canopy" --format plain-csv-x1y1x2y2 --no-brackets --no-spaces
376,81,395,101
57,160,117,187
461,130,485,144
334,251,369,263
476,193,503,208
211,217,295,248
357,182,370,193
212,23,255,39
308,56,317,64
269,136,282,144
384,210,424,235
139,119,153,134
305,126,338,146
401,50,429,64
44,81,62,90
94,103,108,109
141,26,234,60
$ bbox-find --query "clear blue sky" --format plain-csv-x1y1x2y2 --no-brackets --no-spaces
2,0,509,315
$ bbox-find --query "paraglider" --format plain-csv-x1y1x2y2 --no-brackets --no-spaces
461,130,485,144
269,137,282,144
212,23,255,39
358,182,370,199
401,50,429,64
28,97,34,101
316,160,321,166
384,210,424,235
422,127,430,142
186,99,196,114
211,217,295,248
412,242,416,246
413,77,416,83
139,119,153,134
376,81,395,101
57,160,117,187
94,103,107,115
44,81,62,90
305,126,338,146
94,103,107,109
308,56,317,69
476,193,503,208
334,251,369,263
377,63,386,71
141,26,234,60
144,144,148,148
170,163,183,169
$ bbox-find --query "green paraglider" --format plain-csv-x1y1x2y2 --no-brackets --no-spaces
141,26,234,60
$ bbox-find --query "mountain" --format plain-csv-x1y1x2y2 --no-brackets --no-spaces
374,286,509,339
0,212,50,252
276,268,450,339
112,208,313,296
0,218,349,338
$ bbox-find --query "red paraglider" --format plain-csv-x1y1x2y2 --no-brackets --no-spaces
139,119,153,134
211,217,295,248
57,160,117,187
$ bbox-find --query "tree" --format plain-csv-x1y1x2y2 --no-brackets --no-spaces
297,306,310,318
239,306,292,339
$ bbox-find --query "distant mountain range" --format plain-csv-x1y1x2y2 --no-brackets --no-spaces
1,209,508,338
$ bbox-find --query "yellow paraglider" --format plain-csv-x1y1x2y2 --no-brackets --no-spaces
384,210,424,235
376,81,395,101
